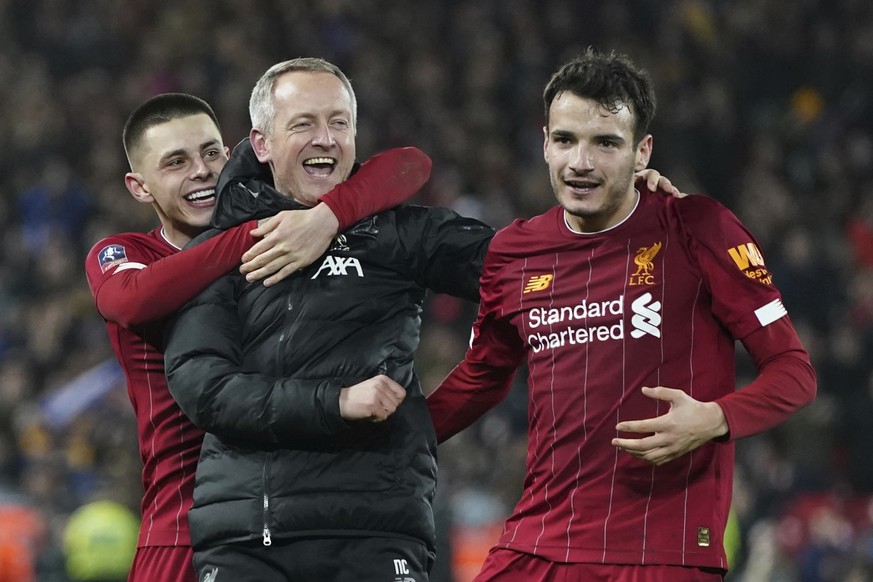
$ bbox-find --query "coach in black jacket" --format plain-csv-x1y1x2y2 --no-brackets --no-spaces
164,57,493,581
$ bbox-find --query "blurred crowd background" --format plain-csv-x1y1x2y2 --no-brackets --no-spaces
0,0,871,580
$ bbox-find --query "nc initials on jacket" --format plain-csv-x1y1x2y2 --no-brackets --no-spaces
310,255,364,279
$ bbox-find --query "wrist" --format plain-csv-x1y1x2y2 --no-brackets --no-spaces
708,402,730,441
313,201,341,235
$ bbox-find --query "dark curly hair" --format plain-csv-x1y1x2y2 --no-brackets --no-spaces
543,47,656,144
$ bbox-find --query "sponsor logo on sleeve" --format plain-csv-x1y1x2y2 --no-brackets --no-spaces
97,244,128,273
727,242,773,285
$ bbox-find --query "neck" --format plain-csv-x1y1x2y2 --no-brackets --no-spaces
564,189,640,234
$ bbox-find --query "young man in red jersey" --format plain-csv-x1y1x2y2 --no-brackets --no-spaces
427,48,816,582
84,92,431,582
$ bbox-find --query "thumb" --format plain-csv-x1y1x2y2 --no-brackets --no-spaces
251,215,278,238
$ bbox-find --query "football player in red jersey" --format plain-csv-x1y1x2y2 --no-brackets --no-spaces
428,48,816,582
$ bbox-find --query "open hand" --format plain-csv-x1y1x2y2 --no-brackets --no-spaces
611,386,728,465
240,204,340,286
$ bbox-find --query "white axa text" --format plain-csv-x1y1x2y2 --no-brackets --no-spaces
311,255,364,279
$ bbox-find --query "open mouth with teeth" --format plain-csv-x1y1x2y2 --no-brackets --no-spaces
303,157,336,177
565,178,601,193
184,188,216,207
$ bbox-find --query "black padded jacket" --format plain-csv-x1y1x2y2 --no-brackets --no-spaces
164,140,494,551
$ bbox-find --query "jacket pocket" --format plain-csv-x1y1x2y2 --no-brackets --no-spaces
273,422,401,495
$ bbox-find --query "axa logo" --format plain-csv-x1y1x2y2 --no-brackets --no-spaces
629,242,661,286
523,274,553,294
630,292,661,338
311,255,364,279
727,242,773,285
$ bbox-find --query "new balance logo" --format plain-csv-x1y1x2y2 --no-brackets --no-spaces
311,255,364,279
630,292,662,338
523,274,553,293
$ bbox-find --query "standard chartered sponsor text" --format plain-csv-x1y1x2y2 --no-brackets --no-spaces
527,295,624,353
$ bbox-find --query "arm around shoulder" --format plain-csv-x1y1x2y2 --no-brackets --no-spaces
86,223,257,327
320,147,432,230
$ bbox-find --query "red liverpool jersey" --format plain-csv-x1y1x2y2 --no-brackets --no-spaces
429,188,814,570
85,225,255,547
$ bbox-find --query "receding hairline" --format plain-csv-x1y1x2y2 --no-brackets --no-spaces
249,57,358,135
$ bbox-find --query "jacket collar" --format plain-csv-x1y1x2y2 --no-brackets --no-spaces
211,138,306,229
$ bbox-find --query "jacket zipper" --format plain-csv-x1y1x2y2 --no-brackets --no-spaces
262,454,272,546
264,297,292,547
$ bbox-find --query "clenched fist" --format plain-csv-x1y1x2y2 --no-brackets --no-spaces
339,374,407,422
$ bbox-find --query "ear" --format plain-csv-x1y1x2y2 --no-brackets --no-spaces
249,128,270,163
634,134,653,171
124,172,153,204
542,125,549,163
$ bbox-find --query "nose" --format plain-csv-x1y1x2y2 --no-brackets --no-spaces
568,145,594,173
311,122,337,148
190,156,212,180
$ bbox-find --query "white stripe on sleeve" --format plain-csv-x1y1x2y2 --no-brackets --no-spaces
113,262,147,272
754,298,787,327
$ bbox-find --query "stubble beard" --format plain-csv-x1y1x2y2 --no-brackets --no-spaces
557,171,636,231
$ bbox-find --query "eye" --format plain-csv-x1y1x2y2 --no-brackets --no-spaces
204,149,221,158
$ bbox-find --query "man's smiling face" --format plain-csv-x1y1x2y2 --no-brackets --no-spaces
251,70,356,207
543,91,651,233
125,113,228,246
